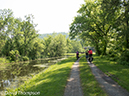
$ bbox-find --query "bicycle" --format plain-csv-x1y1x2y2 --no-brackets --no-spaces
76,54,79,60
88,55,93,63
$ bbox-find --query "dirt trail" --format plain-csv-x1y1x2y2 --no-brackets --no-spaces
88,62,129,96
64,57,83,96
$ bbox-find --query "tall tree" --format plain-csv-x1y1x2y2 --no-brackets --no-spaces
0,9,13,55
21,14,38,56
70,0,120,55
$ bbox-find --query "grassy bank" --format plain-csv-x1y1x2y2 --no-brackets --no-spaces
6,56,76,96
79,56,108,96
93,54,129,91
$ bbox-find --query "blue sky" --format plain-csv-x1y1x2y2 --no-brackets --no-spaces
0,0,85,34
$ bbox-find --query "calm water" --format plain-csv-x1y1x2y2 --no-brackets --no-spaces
0,56,66,93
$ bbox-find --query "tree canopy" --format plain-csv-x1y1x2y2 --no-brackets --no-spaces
69,0,129,64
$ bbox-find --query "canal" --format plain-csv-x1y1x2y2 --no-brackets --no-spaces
0,56,67,94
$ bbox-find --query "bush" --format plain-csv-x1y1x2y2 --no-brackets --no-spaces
119,49,129,66
9,50,20,61
22,56,29,61
0,57,10,63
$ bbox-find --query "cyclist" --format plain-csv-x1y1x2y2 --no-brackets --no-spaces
88,49,92,57
76,51,79,60
88,49,93,63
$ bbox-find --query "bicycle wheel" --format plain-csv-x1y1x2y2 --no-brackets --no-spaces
89,57,93,63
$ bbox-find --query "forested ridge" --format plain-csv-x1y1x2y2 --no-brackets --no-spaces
38,32,69,39
70,0,129,65
0,9,84,62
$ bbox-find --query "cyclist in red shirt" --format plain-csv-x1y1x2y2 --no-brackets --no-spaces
88,49,93,57
88,49,93,63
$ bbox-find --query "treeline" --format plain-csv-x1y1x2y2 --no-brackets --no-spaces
0,9,83,62
38,32,69,39
70,0,129,65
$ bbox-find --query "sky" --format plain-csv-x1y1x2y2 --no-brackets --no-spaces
0,0,85,34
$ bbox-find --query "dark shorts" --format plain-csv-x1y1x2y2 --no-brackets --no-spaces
89,54,92,57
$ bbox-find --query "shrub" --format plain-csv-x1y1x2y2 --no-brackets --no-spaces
119,49,129,66
0,57,10,63
9,50,20,61
22,56,29,61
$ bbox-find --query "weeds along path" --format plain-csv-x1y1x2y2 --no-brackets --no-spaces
88,62,129,96
64,56,83,96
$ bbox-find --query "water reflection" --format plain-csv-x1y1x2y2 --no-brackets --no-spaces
0,56,65,93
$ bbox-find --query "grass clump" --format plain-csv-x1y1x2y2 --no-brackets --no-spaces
79,56,108,96
6,56,76,96
93,54,129,91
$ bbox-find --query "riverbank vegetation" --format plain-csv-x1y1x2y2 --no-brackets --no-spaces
69,0,129,66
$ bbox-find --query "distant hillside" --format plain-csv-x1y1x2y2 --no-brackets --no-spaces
38,32,69,39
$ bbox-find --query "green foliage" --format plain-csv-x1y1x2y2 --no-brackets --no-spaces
21,14,39,56
43,34,67,57
38,32,69,39
70,40,83,53
0,9,13,56
66,38,73,53
22,56,29,61
119,49,129,66
0,9,84,62
0,57,10,64
0,9,42,61
2,38,13,56
9,50,20,61
28,38,45,60
69,0,129,64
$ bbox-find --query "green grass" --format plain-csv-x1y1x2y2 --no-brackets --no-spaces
79,56,108,96
93,54,129,91
6,56,76,96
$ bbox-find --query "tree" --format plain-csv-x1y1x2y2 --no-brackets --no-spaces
42,35,53,57
29,38,45,59
21,14,38,56
72,41,83,53
47,34,67,57
0,9,14,55
66,38,73,53
69,0,120,55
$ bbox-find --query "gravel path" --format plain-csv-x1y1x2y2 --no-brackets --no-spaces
64,57,83,96
88,62,129,96
64,56,129,96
